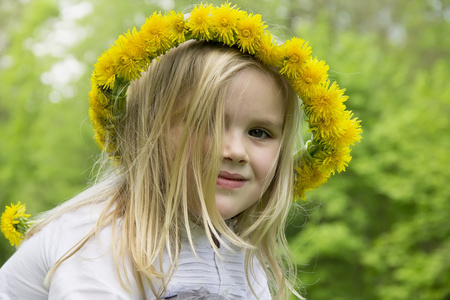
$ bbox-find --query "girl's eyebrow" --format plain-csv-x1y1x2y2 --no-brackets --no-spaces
224,114,283,130
255,119,284,132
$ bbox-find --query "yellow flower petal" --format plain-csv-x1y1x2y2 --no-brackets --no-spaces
212,3,242,45
293,157,330,200
187,3,214,40
140,12,173,54
293,57,329,98
1,202,32,247
280,37,312,78
313,147,352,175
309,110,347,141
255,32,283,67
166,11,187,44
326,114,363,148
122,27,154,64
305,80,348,121
110,38,145,81
92,50,116,89
236,13,267,55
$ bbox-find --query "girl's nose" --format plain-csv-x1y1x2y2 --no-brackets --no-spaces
222,131,249,164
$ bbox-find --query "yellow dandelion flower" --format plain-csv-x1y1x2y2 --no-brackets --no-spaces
327,114,363,148
88,85,109,107
280,37,312,78
255,32,283,67
88,107,99,127
212,2,242,45
313,147,352,175
92,50,116,89
187,3,214,40
305,80,348,121
1,202,32,247
88,86,114,150
89,110,107,150
140,12,173,53
309,111,347,141
109,42,144,82
293,57,329,98
293,158,330,200
89,105,104,125
122,28,154,64
89,100,103,120
236,13,267,55
166,11,187,44
89,107,116,153
89,97,112,121
88,107,103,133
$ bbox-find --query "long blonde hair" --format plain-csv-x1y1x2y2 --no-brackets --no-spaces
28,40,302,298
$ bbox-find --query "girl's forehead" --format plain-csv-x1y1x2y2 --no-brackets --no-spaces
227,68,280,95
224,69,285,123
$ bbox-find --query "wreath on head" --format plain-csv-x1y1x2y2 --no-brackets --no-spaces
88,2,362,200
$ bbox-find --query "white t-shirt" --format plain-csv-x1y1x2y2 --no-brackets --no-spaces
0,202,271,299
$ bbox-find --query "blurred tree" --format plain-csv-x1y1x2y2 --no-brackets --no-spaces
287,0,450,299
0,0,62,262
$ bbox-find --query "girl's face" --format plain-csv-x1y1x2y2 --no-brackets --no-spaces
215,68,285,219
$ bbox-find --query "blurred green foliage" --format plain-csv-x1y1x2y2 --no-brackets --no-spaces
1,0,449,299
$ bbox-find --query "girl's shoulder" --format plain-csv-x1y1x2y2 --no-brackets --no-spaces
19,200,109,270
51,200,106,232
30,200,108,255
42,201,143,298
0,200,121,299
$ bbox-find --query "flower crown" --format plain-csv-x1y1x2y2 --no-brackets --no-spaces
88,2,362,200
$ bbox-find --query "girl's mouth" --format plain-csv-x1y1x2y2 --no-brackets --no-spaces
216,171,247,189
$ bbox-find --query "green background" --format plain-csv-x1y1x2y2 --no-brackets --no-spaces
1,0,449,299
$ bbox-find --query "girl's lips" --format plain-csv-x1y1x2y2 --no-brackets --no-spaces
217,171,247,189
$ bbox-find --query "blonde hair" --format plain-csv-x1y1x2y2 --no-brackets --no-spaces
28,40,302,298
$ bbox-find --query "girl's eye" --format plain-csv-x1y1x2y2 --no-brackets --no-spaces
248,129,271,139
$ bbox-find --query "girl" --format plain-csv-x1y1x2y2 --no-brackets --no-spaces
0,3,361,299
